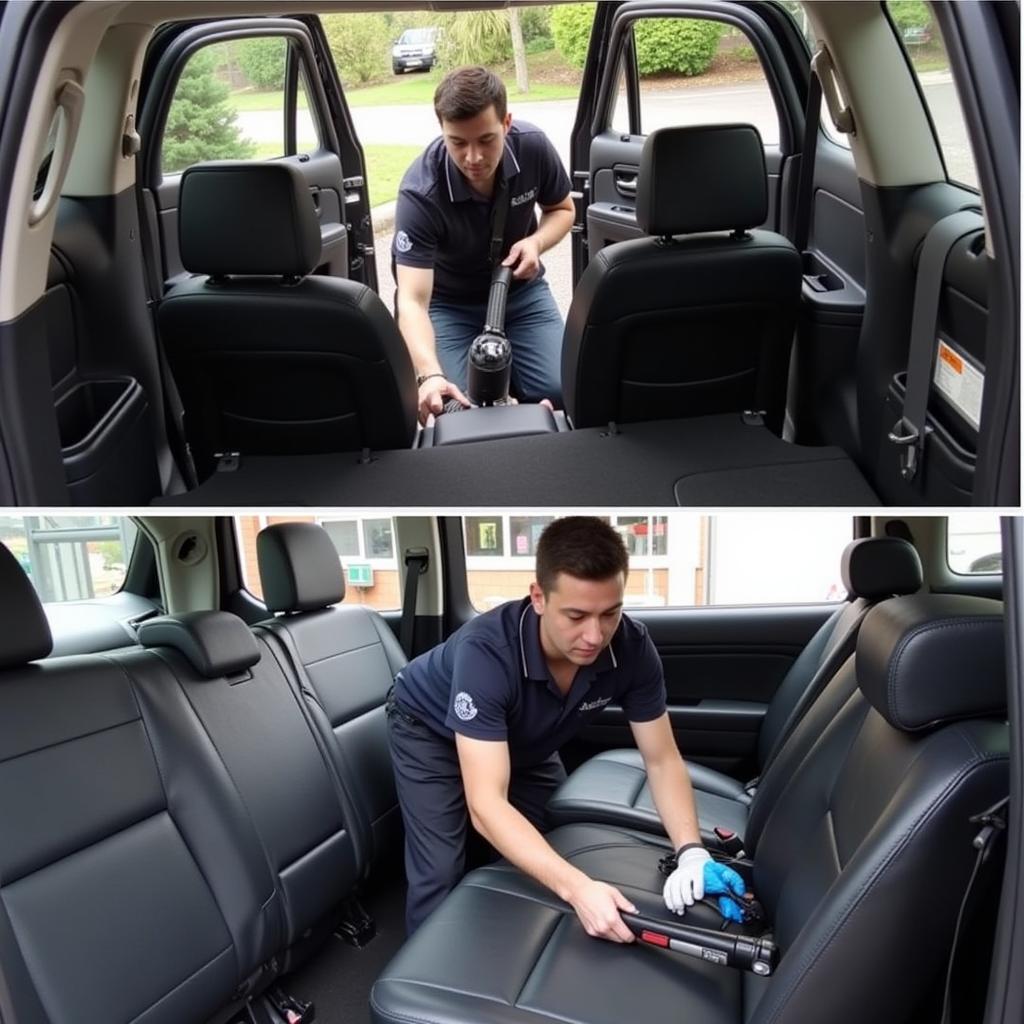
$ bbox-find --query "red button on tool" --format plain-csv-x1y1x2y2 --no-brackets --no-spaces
641,930,670,948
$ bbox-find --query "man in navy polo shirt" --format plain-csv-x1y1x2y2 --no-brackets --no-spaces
391,66,574,423
387,517,746,936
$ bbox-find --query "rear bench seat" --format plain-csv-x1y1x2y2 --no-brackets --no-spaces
371,593,1008,1024
0,531,405,1022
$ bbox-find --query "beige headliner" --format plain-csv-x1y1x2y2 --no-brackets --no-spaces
0,0,953,322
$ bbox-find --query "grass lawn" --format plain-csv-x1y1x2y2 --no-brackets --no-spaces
246,141,422,207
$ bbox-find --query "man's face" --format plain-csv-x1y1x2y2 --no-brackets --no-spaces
440,105,512,188
530,573,625,667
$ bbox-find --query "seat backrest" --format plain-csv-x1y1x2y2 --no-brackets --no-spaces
158,161,417,478
256,521,406,866
135,610,365,950
749,593,1008,1024
754,535,923,771
562,124,802,433
0,543,281,1024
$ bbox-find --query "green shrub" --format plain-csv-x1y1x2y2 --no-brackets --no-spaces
322,12,392,84
436,11,511,68
550,3,595,69
889,1,931,32
235,37,286,90
526,36,555,55
520,6,553,45
634,18,723,76
162,48,255,173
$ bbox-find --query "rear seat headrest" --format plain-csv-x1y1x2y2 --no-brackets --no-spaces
857,594,1005,732
636,123,768,237
0,542,52,667
841,537,923,600
257,522,345,614
179,161,321,278
138,611,260,678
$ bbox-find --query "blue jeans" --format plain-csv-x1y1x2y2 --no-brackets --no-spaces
429,276,564,406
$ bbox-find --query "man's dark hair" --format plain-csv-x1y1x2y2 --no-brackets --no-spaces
535,517,629,595
434,66,507,123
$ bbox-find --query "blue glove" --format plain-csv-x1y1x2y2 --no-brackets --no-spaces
704,860,747,923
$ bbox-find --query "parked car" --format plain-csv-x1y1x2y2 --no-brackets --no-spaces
392,26,439,73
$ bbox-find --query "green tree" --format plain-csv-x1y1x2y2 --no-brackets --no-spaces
551,3,595,69
162,48,255,174
235,37,287,90
322,12,392,84
889,1,932,33
437,10,511,67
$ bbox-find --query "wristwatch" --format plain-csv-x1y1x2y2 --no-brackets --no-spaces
416,372,446,387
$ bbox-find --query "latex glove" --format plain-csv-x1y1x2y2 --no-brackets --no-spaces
663,846,711,914
704,860,748,923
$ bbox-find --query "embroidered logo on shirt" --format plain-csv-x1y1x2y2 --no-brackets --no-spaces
395,230,413,253
453,691,478,721
511,188,538,207
578,696,612,713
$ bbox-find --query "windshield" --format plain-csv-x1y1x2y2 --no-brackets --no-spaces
398,28,436,45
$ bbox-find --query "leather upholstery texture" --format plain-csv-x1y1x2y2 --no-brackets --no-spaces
138,610,260,677
0,542,52,666
258,520,346,613
840,536,923,599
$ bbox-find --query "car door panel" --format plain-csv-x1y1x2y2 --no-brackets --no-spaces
568,603,835,777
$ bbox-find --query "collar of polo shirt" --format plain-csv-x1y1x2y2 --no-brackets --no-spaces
516,597,619,684
444,141,522,203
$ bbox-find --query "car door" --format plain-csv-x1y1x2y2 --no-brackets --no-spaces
138,16,377,292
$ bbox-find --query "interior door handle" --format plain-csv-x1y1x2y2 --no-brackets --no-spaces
616,175,638,196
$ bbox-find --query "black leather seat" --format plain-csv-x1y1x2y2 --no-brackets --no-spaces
0,543,283,1023
562,124,802,433
547,536,924,845
159,161,417,479
371,593,1008,1024
256,520,406,865
134,610,367,962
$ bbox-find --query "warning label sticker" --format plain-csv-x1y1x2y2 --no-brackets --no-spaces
933,338,984,430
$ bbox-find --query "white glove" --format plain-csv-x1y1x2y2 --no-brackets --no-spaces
663,846,711,915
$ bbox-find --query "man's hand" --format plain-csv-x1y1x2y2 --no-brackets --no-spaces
703,861,748,923
418,375,470,425
663,846,711,914
566,877,637,943
503,235,542,280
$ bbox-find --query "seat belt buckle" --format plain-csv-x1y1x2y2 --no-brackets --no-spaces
713,826,746,858
265,987,315,1024
887,417,927,481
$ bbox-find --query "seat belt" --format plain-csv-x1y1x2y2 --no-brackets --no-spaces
888,209,984,482
134,180,198,490
939,794,1009,1024
793,62,823,254
400,548,429,658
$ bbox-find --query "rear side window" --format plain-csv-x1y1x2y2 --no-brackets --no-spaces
1,516,138,601
610,19,781,147
464,513,852,610
162,38,321,176
947,512,1002,575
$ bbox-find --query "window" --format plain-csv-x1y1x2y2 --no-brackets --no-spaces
464,514,852,611
0,516,137,602
162,39,321,176
885,2,979,189
236,514,400,610
611,20,781,147
947,513,1002,575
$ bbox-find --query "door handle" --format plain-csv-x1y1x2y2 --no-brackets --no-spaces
616,174,638,196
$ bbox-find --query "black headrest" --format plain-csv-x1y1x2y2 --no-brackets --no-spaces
257,522,345,614
857,594,1005,732
636,124,768,237
179,161,321,277
0,542,52,668
138,611,260,678
841,537,923,600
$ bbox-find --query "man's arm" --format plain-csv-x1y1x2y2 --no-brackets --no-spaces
395,263,469,423
503,194,575,280
456,733,636,942
629,713,702,851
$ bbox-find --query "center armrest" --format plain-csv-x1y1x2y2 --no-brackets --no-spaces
431,404,562,447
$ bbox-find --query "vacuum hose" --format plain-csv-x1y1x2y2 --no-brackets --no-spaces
466,266,513,407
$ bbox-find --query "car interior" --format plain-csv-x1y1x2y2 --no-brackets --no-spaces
0,511,1016,1024
0,1,1017,507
